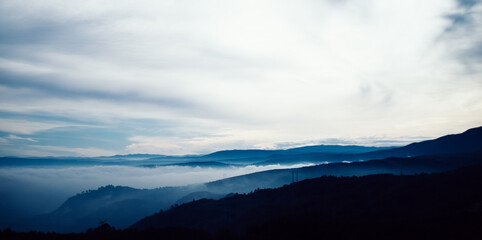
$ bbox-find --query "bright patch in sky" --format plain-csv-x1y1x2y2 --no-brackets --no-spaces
0,0,481,156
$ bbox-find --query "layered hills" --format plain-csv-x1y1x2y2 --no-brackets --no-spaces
132,165,482,239
4,126,482,233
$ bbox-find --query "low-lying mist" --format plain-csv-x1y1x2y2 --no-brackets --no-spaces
0,163,313,225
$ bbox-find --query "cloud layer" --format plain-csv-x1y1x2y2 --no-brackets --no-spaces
0,164,312,217
0,0,481,156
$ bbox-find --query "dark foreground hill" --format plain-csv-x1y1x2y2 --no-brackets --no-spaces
204,150,482,193
3,166,482,240
132,165,482,239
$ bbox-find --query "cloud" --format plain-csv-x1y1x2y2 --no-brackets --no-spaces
457,0,480,8
441,0,482,69
270,136,432,149
125,127,290,155
0,118,68,134
125,136,184,155
0,0,481,156
0,58,54,75
6,135,37,142
29,145,117,157
0,144,117,157
0,164,314,190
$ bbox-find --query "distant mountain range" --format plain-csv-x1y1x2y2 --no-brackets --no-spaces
3,127,482,169
257,126,482,165
6,125,482,233
0,145,391,167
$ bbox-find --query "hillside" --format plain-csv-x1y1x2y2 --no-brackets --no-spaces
204,151,482,193
359,125,482,158
132,165,482,239
4,166,482,239
22,185,225,233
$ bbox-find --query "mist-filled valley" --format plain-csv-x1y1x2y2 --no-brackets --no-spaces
1,125,482,236
0,163,313,227
0,143,388,223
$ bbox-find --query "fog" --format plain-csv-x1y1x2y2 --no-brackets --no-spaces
0,163,312,224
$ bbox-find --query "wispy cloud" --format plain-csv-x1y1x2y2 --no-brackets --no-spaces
0,118,67,135
0,58,54,75
442,0,482,69
6,134,37,142
29,145,117,157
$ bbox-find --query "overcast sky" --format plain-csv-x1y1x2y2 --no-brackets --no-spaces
0,0,481,157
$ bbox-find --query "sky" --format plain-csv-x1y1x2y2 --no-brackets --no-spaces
0,0,481,157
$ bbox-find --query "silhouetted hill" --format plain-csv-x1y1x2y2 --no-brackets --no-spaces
132,166,482,239
169,161,238,168
101,154,167,159
259,126,482,165
201,145,391,165
285,145,391,153
204,151,482,193
204,149,280,159
140,161,238,168
360,125,482,158
174,191,226,205
23,185,224,233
